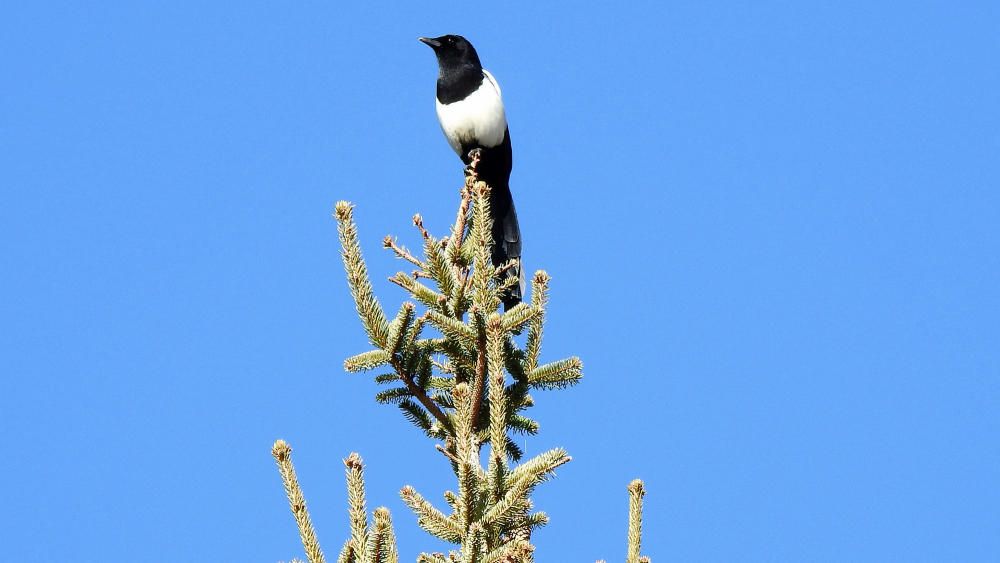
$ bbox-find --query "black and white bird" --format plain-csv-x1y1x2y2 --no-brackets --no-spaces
419,34,522,310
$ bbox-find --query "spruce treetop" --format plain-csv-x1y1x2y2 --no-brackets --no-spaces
272,161,649,563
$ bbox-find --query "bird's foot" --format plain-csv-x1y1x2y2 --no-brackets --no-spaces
464,148,483,177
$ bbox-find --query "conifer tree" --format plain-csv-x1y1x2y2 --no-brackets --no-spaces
272,157,650,562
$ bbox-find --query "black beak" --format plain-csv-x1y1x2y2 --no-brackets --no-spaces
418,37,441,48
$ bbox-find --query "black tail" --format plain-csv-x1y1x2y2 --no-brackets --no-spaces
491,187,522,311
465,129,521,310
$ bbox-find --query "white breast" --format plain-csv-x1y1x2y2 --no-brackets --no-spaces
435,70,507,155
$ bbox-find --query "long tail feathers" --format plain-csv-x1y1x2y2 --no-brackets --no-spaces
495,197,523,311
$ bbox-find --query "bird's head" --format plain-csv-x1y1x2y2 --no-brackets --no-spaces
418,35,482,70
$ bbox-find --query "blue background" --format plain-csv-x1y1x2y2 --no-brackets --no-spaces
2,1,997,561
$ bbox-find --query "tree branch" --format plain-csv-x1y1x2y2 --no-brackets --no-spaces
469,311,489,434
391,357,451,433
383,235,425,268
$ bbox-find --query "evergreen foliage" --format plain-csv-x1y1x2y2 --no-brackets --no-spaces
272,162,649,562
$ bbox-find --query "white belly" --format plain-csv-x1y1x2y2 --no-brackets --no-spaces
435,70,507,155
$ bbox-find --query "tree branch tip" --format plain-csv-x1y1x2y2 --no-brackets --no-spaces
334,200,354,219
272,439,292,461
388,272,410,286
435,444,461,464
411,214,432,239
628,479,646,496
343,452,364,469
487,313,503,330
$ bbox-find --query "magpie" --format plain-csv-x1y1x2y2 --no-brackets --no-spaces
419,34,523,310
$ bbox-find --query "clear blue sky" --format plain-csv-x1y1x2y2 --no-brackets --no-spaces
2,2,997,561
